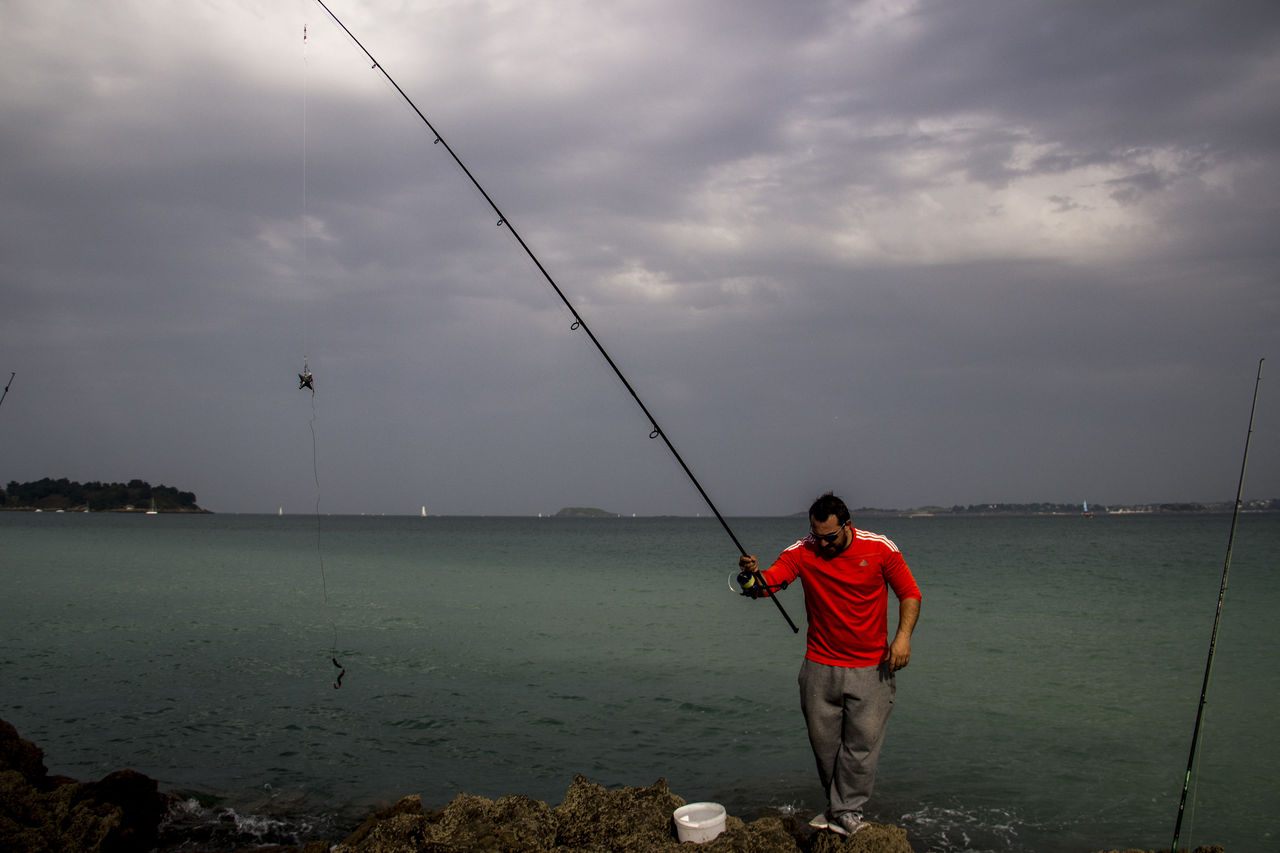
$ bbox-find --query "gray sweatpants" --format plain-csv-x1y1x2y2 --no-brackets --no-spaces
798,659,896,818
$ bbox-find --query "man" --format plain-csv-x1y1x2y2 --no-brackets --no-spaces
738,492,921,837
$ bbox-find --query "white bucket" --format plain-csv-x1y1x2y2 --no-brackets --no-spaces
673,802,727,843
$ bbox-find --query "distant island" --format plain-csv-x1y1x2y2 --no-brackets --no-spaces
553,506,621,518
1,478,207,513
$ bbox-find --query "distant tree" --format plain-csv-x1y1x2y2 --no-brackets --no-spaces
126,479,151,507
1,478,203,511
37,492,70,510
151,485,198,510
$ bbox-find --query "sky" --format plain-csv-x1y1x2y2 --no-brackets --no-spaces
2,0,1277,517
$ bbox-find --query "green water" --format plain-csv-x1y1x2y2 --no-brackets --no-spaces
1,511,1275,851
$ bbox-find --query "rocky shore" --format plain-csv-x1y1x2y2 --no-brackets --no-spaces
1,718,1223,853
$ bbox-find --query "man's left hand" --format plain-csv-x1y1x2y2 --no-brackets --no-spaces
886,636,911,671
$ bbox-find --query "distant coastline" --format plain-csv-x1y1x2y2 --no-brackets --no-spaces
3,485,1275,518
0,507,212,514
847,499,1278,518
555,501,1279,519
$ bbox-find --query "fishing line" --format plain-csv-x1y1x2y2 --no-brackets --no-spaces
300,20,345,687
310,0,797,633
313,409,345,691
0,372,14,409
302,365,343,689
1170,357,1264,852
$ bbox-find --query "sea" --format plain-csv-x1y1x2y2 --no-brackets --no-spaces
2,511,1276,853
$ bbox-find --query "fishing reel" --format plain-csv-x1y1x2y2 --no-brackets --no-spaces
730,570,789,599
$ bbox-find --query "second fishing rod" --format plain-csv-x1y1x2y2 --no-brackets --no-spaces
311,0,798,634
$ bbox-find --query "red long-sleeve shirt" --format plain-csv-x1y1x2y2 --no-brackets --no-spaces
762,528,921,667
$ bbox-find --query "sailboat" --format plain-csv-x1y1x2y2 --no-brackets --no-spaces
421,506,427,517
145,498,158,515
1082,500,1093,518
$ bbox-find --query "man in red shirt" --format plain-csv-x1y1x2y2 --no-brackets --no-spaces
739,492,921,837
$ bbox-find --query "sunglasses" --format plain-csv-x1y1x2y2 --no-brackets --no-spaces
811,525,845,544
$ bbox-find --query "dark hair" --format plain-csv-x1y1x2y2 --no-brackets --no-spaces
809,492,850,526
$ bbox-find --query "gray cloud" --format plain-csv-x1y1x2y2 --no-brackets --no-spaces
1,0,1275,516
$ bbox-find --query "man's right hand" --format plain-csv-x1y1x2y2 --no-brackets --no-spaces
738,554,758,572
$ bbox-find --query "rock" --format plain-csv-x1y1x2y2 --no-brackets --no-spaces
337,790,559,853
807,821,914,853
1,718,171,853
334,775,818,853
1,718,1229,853
552,774,686,851
0,719,50,789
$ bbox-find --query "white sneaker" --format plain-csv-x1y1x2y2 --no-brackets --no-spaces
807,813,828,829
827,812,867,836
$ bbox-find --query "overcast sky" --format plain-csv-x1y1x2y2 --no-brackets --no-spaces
2,0,1276,516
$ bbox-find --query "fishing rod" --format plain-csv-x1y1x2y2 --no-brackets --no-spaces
310,0,798,633
1170,357,1264,852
